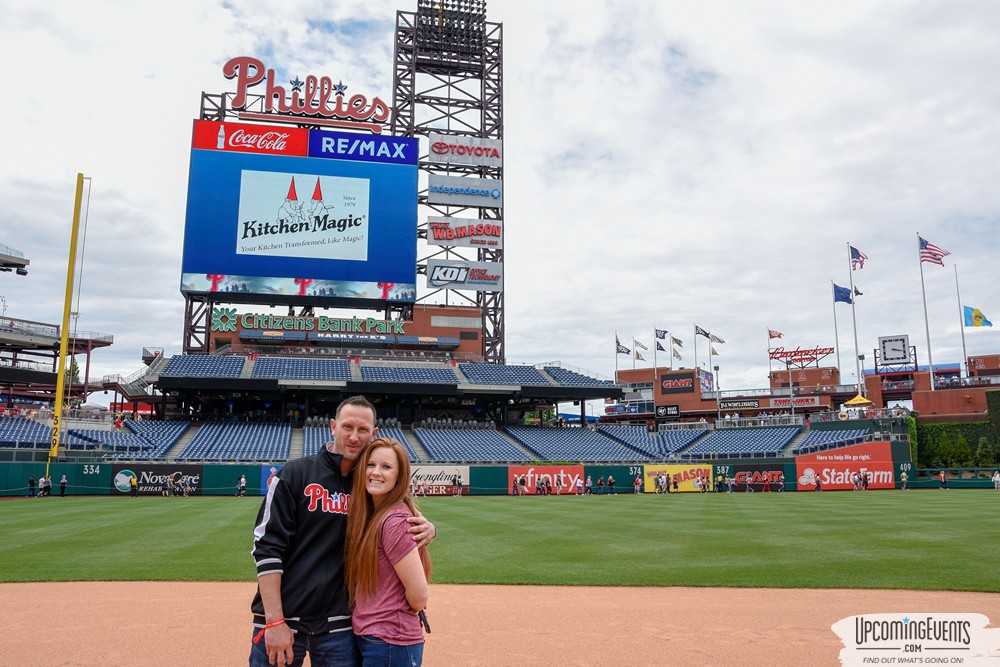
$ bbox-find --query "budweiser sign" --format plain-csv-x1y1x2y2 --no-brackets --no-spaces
768,346,835,363
222,56,390,134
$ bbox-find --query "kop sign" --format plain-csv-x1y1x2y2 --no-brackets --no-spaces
221,56,390,134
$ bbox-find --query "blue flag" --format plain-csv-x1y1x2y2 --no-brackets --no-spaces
656,340,666,352
963,306,993,327
695,325,710,338
833,284,853,304
654,328,668,340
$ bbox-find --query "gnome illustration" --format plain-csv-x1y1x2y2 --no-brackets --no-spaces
277,177,305,224
305,177,331,221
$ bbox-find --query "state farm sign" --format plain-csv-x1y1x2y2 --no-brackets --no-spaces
795,442,895,491
427,133,502,168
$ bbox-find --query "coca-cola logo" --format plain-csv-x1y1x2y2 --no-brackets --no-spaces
431,141,501,158
229,128,289,151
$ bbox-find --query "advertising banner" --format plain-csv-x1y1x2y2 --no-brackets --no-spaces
770,396,822,409
426,216,503,249
111,463,203,496
508,465,585,495
795,441,895,491
720,399,760,411
410,464,471,496
660,372,695,395
427,133,503,168
655,405,680,418
643,463,713,493
181,120,418,303
426,259,503,292
426,174,503,208
728,463,785,492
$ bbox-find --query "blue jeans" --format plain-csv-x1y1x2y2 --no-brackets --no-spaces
356,635,423,667
249,627,359,667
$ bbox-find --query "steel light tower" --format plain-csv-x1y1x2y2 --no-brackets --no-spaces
391,0,506,363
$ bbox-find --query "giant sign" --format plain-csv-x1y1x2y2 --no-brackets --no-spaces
111,464,203,496
426,216,503,249
181,120,418,304
410,464,471,496
426,259,503,292
660,372,695,394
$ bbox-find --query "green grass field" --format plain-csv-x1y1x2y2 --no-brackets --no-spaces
2,491,998,591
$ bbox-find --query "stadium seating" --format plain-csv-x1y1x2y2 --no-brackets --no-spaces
458,364,552,386
598,425,709,458
159,355,245,378
794,428,868,454
177,422,290,462
543,366,613,388
505,426,642,462
413,427,528,462
681,427,800,458
376,427,420,462
0,417,50,447
252,357,351,381
360,365,459,384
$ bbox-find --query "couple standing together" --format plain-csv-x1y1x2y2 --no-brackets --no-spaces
250,396,435,667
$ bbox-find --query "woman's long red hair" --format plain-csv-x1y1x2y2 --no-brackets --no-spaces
345,438,431,603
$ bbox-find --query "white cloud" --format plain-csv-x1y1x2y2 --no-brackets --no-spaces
1,0,997,402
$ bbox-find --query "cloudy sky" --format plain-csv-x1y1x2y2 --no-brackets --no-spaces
1,0,998,402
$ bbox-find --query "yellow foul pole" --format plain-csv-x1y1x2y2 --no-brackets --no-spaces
48,173,87,476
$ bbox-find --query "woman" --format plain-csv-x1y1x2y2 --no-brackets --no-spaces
347,438,431,666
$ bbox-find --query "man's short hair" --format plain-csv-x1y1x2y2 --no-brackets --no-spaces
335,395,377,423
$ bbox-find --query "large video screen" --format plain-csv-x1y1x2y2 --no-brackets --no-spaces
181,120,418,305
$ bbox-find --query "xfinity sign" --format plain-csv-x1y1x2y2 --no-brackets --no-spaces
427,175,503,208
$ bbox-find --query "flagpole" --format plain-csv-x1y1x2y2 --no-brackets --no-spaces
954,264,968,379
653,326,657,372
831,281,842,381
918,233,935,391
766,327,772,376
632,338,636,370
846,243,863,396
694,324,698,370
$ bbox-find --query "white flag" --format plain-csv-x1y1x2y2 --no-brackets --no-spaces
633,338,648,351
710,334,725,344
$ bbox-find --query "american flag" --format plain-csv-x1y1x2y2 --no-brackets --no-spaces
919,236,950,266
850,245,868,270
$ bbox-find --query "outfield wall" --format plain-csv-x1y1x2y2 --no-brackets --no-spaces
5,441,990,497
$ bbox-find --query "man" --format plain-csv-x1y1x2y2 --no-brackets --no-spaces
249,396,435,667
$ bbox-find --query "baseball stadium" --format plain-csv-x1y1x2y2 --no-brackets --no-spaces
2,2,999,665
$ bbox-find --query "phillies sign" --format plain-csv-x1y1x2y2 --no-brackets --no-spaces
222,56,390,134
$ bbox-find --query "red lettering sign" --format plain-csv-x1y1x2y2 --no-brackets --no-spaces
223,56,390,134
192,120,309,156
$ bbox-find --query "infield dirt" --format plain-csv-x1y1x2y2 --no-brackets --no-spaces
4,582,999,665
